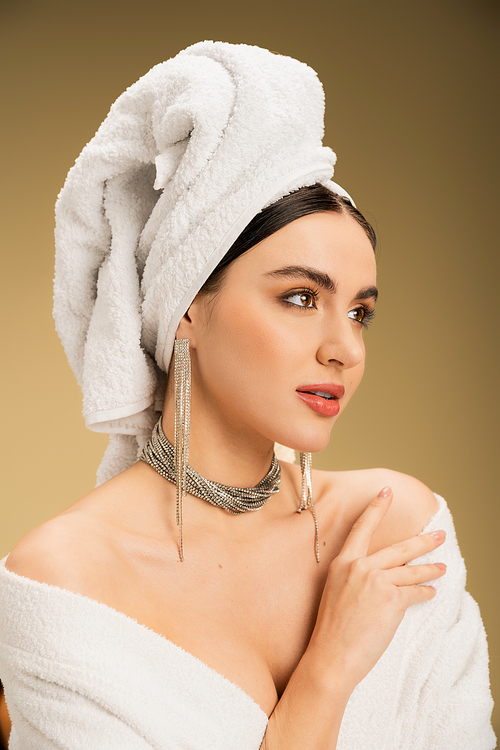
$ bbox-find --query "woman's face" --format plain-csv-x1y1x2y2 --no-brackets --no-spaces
181,211,377,454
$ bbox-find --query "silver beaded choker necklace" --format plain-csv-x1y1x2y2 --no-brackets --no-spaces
140,416,282,514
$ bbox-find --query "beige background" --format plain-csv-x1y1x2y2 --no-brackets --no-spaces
1,0,498,734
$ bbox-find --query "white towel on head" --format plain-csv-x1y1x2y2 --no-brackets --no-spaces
53,40,353,484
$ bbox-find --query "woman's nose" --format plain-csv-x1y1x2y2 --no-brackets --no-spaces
316,321,364,370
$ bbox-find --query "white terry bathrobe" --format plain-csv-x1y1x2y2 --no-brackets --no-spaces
0,495,495,749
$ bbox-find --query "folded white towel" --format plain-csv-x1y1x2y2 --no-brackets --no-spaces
0,495,495,749
53,40,352,483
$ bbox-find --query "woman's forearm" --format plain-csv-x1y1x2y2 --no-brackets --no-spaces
261,651,352,750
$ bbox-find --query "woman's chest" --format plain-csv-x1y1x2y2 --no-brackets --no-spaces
88,538,328,716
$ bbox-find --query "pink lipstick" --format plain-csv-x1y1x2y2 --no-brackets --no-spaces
296,383,345,417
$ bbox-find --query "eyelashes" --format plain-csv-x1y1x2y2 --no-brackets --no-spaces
281,287,376,329
348,306,376,328
282,288,319,309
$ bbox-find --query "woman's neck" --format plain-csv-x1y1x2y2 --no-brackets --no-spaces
161,395,276,490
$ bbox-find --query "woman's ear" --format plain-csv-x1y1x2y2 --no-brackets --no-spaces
175,308,194,343
175,294,207,346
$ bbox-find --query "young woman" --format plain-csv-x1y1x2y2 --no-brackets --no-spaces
0,41,494,750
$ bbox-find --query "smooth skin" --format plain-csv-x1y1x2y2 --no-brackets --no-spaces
6,212,445,748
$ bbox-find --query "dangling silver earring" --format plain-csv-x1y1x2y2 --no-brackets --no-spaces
174,338,191,562
298,451,320,563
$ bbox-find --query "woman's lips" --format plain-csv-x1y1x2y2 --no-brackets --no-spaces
296,383,345,417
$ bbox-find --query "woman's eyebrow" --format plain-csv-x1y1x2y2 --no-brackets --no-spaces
265,265,336,292
356,285,378,302
264,265,378,301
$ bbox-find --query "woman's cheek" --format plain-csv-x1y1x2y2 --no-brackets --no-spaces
342,362,366,407
218,296,288,359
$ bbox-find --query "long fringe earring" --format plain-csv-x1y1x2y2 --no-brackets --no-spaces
174,338,191,562
298,452,320,563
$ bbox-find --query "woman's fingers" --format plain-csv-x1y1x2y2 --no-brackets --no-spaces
366,530,446,570
340,486,394,559
399,581,439,608
385,562,447,587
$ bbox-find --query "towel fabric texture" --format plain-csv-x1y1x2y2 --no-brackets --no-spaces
0,495,495,749
53,40,353,484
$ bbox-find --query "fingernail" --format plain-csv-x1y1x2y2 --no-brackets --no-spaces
429,530,446,541
378,486,392,497
435,562,447,571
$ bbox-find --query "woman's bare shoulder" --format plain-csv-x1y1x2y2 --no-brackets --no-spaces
4,464,148,590
5,512,96,590
314,466,440,549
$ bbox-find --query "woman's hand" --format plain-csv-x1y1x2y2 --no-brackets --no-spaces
262,485,446,750
307,485,446,692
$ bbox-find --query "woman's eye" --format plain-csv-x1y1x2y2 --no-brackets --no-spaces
348,308,365,323
284,291,317,308
348,306,376,328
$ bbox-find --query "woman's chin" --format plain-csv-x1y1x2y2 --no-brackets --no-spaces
274,424,334,455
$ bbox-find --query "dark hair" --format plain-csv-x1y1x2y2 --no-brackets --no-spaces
199,182,376,298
